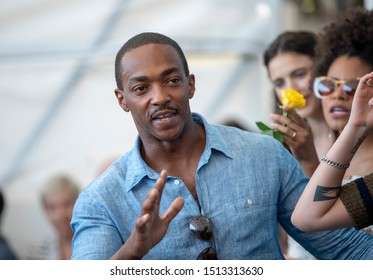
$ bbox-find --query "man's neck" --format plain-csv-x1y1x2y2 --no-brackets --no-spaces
140,121,206,175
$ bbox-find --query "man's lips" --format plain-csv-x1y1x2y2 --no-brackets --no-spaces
151,109,178,121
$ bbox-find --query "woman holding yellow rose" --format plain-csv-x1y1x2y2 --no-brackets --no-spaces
263,31,329,261
292,7,373,233
264,31,334,178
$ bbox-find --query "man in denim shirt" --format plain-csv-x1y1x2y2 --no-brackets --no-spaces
71,32,373,260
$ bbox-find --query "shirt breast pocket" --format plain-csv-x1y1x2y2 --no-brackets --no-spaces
216,191,272,216
211,192,276,258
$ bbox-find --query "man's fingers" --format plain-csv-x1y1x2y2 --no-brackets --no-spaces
141,188,160,215
139,170,168,216
161,197,185,224
135,213,150,233
139,170,182,228
153,169,168,193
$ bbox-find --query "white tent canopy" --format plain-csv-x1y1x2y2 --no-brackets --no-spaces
1,0,296,258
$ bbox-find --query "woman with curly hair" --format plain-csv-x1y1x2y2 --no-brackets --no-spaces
292,7,373,233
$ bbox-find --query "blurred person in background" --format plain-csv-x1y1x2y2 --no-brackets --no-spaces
95,156,119,177
0,189,18,260
264,30,334,177
262,30,332,260
220,118,251,131
27,175,80,259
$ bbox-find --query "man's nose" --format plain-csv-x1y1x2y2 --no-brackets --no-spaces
151,85,171,105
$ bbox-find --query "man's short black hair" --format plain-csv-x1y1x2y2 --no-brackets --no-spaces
115,32,190,90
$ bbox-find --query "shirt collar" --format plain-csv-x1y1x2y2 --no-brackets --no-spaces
123,112,232,192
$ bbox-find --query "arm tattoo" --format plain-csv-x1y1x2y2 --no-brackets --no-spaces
313,185,341,201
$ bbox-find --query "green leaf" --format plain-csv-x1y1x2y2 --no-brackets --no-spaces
255,121,284,143
273,130,284,143
255,121,271,131
261,129,274,137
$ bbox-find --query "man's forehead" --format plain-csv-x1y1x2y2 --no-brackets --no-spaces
123,43,177,60
120,44,183,77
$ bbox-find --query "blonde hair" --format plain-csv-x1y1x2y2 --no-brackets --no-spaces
41,175,80,206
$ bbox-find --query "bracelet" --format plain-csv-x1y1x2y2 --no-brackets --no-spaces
321,156,350,170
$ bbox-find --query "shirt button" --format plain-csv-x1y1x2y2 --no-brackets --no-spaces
247,198,253,205
174,179,180,185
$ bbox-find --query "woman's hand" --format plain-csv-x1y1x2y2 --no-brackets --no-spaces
270,108,319,176
348,71,373,132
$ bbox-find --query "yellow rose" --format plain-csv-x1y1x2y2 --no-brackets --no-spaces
280,89,306,109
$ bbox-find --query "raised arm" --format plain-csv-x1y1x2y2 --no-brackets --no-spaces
110,170,184,259
291,71,373,231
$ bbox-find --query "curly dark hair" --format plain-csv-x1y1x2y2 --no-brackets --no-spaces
313,7,373,77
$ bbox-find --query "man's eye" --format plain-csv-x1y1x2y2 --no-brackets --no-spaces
167,78,180,85
133,85,147,93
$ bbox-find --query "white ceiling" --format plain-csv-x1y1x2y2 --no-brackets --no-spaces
0,0,282,189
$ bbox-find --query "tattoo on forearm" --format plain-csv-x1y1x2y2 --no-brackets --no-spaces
313,185,341,201
351,135,367,154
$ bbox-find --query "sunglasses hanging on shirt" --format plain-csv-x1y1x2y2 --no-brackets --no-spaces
189,215,218,260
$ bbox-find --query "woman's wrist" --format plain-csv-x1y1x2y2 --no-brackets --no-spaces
326,125,363,165
344,120,369,139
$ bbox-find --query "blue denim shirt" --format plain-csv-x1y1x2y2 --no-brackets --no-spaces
71,113,373,259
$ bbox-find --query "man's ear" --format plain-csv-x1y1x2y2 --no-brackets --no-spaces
114,89,130,112
188,74,196,99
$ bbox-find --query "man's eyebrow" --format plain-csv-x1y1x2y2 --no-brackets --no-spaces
128,76,148,84
161,67,181,76
127,67,182,84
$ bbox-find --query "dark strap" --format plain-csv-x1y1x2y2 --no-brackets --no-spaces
356,177,373,224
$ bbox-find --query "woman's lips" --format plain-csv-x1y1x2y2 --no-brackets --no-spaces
329,106,350,118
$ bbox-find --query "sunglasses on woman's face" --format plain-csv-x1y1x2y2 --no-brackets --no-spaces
313,76,360,99
189,215,218,260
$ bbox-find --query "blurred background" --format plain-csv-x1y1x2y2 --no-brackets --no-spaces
1,0,372,259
